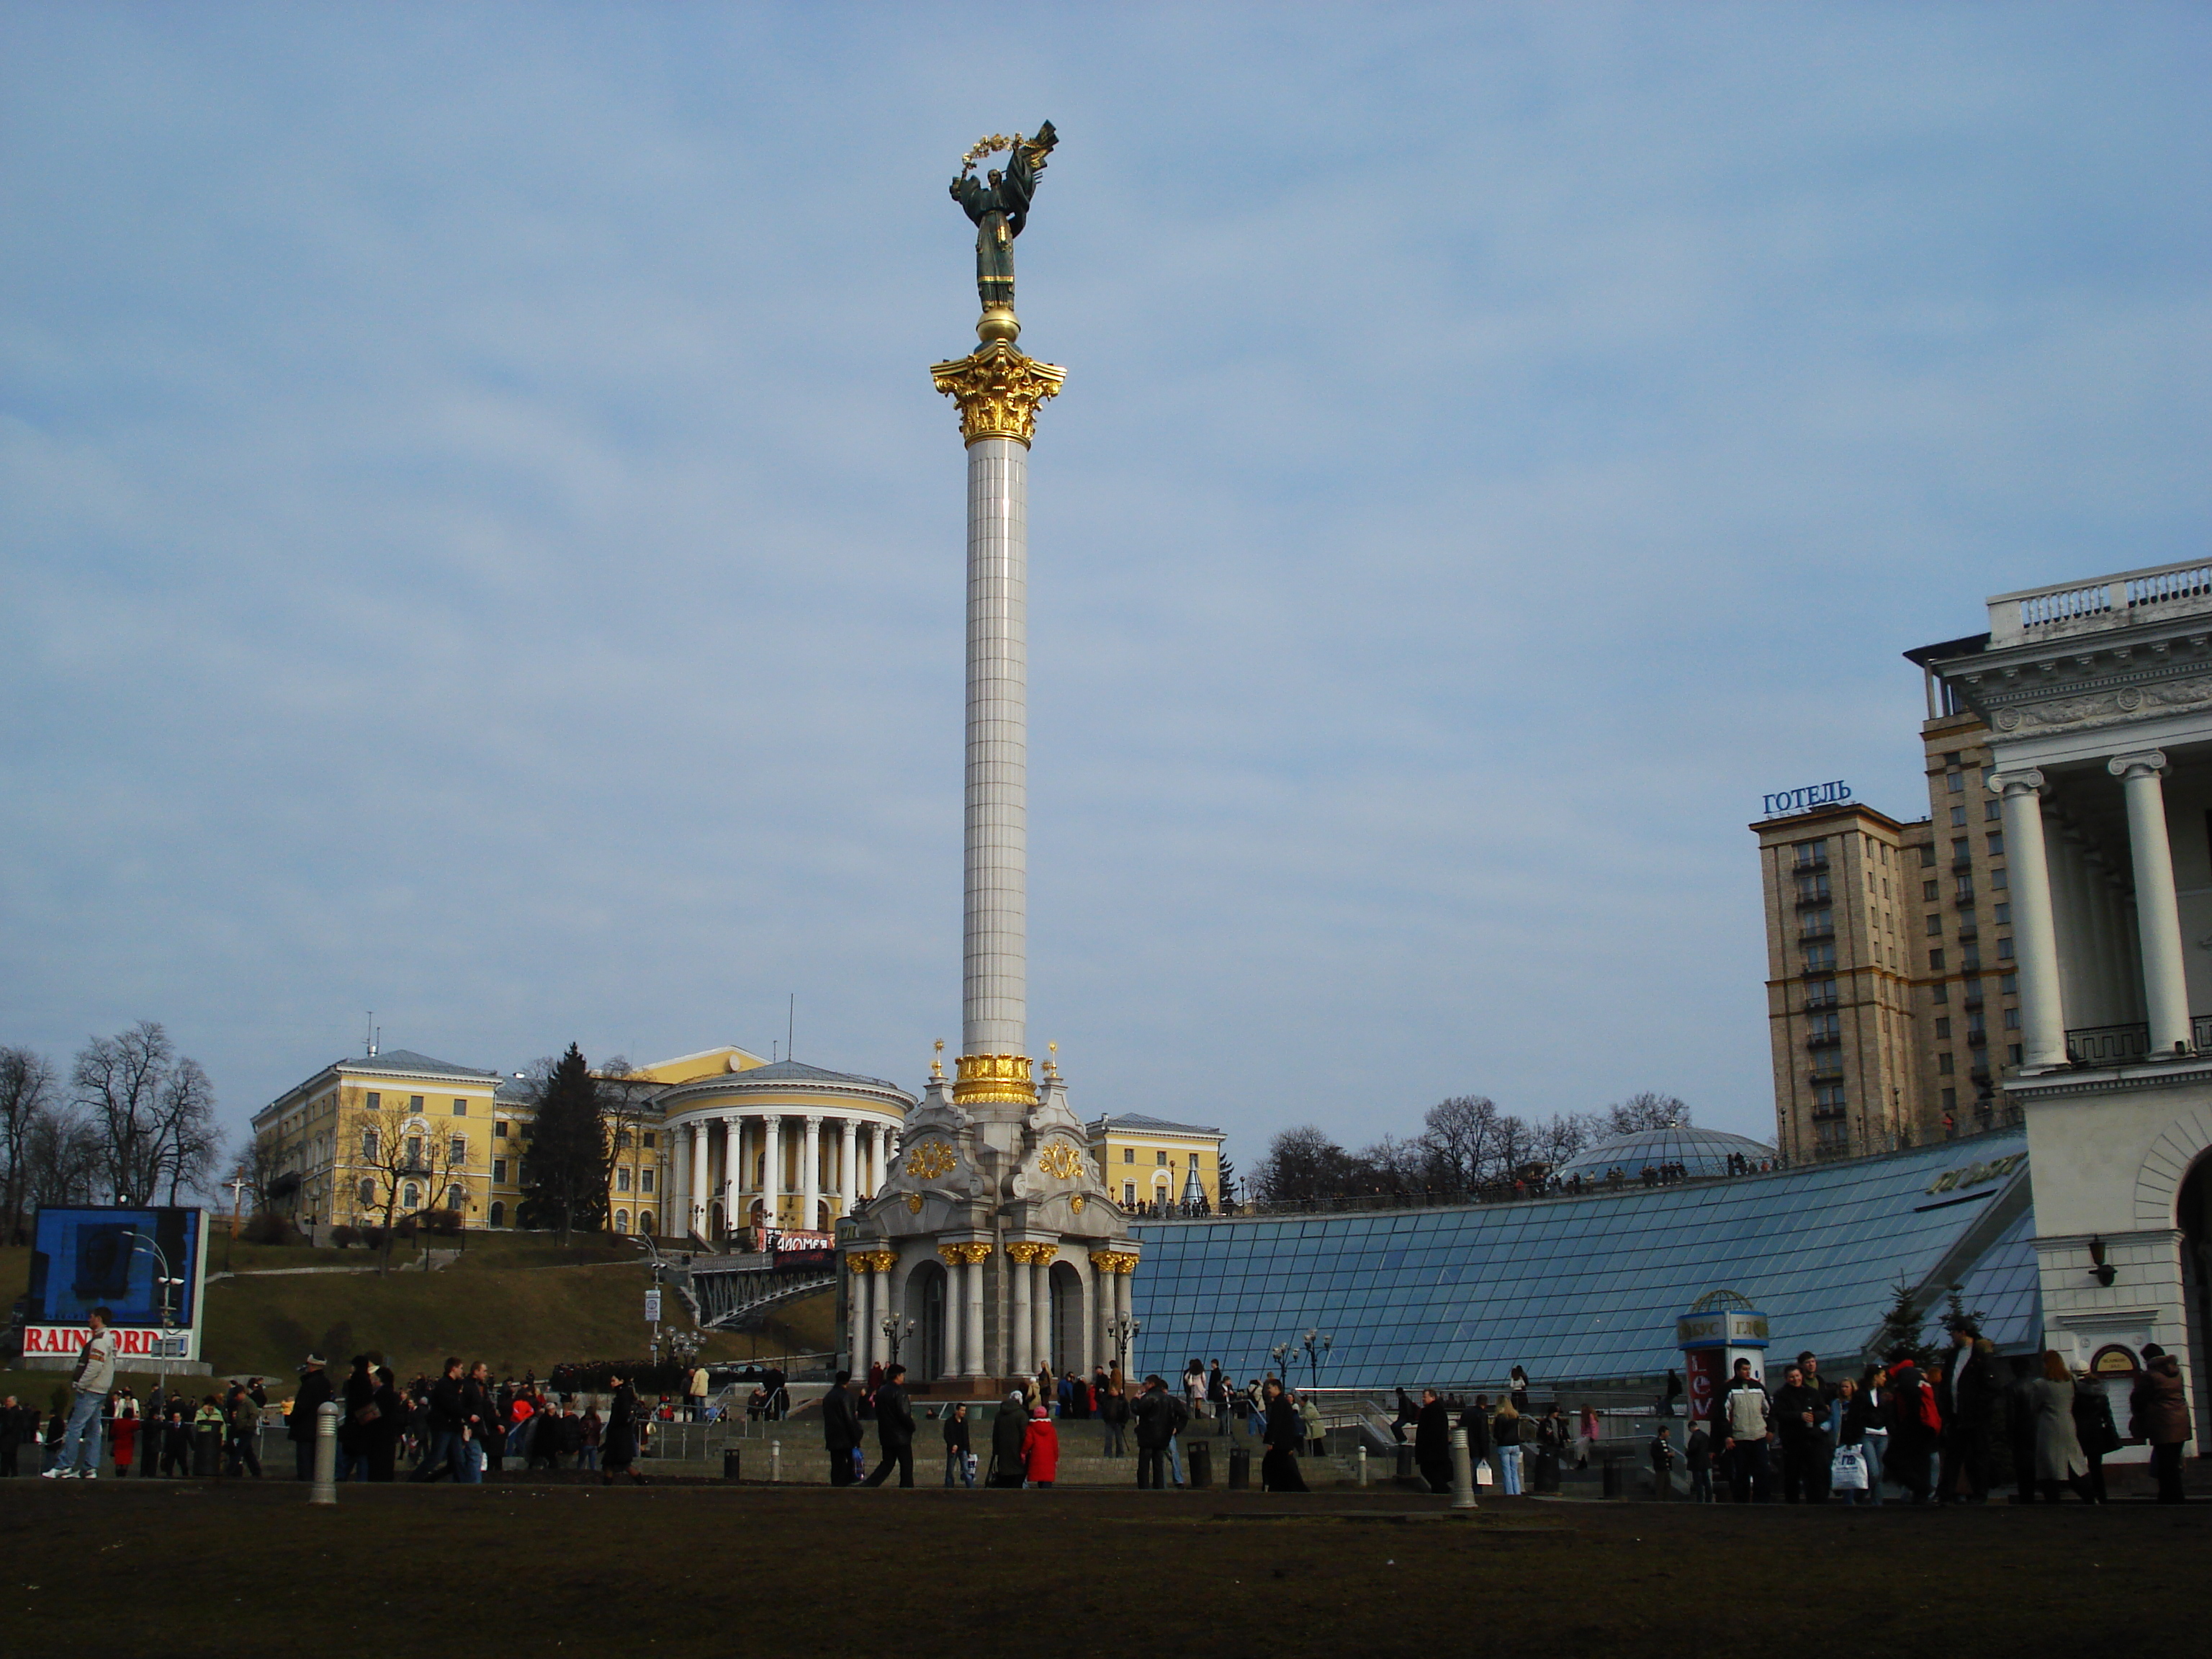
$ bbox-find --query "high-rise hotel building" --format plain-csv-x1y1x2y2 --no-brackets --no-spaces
1753,683,2028,1161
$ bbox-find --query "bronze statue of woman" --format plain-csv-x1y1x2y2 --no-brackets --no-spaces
950,122,1058,318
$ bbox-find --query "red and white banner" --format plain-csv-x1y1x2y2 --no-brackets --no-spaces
22,1324,190,1359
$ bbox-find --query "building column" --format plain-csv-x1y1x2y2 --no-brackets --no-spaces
839,1118,858,1216
2110,750,2194,1055
2080,850,2123,1027
965,1249,986,1378
1079,1256,1097,1377
760,1115,782,1231
1008,1246,1033,1376
1992,769,2067,1068
801,1115,822,1233
717,1117,737,1238
2051,826,2095,1028
1031,1254,1053,1375
848,1256,871,1370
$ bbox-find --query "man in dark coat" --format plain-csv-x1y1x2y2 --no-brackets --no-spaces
1771,1364,1825,1503
2131,1345,2192,1503
288,1354,333,1482
860,1363,915,1488
1936,1325,1992,1502
410,1358,469,1483
1413,1389,1452,1494
822,1370,861,1487
1884,1352,1937,1505
1130,1375,1176,1490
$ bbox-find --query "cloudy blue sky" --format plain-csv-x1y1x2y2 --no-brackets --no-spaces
4,3,2207,1169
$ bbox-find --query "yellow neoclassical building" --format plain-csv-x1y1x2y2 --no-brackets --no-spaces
1085,1112,1227,1213
253,1043,916,1241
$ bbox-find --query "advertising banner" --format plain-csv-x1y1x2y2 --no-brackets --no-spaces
23,1206,210,1362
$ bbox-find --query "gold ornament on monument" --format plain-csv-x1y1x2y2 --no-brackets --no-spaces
1038,1141,1084,1180
951,1051,1037,1105
904,1139,958,1180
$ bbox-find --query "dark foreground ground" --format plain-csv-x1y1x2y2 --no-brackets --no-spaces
0,1479,2202,1657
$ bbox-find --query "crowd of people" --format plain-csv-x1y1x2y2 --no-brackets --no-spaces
1689,1332,2193,1506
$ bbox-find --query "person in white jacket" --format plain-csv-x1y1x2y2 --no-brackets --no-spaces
46,1306,120,1480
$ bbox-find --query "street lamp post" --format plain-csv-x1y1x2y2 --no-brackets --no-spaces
1302,1329,1332,1391
880,1314,914,1366
1110,1314,1141,1377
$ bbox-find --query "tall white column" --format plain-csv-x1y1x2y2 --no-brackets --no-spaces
760,1115,782,1231
801,1115,822,1233
964,434,1029,1059
839,1118,858,1215
1092,1254,1114,1377
849,1259,871,1370
718,1117,737,1238
1009,1249,1032,1376
1031,1258,1053,1376
1079,1258,1096,1377
2051,827,2095,1027
1115,1267,1133,1373
963,1253,986,1378
2111,751,2194,1055
1993,770,2067,1068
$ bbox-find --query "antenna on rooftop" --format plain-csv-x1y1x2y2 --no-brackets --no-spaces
788,992,795,1063
366,1012,377,1058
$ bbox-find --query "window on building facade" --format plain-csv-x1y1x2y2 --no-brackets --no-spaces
1796,873,1830,902
616,1130,631,1150
1947,771,1964,793
1805,979,1838,1009
1940,1087,1956,1110
449,1135,466,1164
1925,914,1942,936
1951,838,1969,864
1990,867,2008,891
1123,1181,1136,1205
1993,903,2010,925
358,1178,374,1205
494,1120,508,1138
452,1099,467,1115
642,1132,655,1149
1932,981,1948,1004
493,1159,508,1184
367,1092,381,1110
2000,973,2017,995
410,1096,424,1111
641,1169,654,1192
1809,1012,1840,1041
1920,880,1937,901
1962,945,1982,970
617,1167,631,1192
2004,1008,2020,1030
1155,1150,1169,1166
1956,876,1975,902
403,1182,420,1208
490,1201,504,1226
1950,806,1966,827
1938,1053,1954,1074
1996,938,2011,960
1123,1148,1134,1164
447,1184,463,1210
1813,1082,1846,1110
362,1129,379,1160
1984,799,2002,820
1794,839,1827,869
1815,1119,1849,1151
1936,1017,1951,1039
2008,1044,2023,1065
1986,832,2004,855
1805,943,1836,972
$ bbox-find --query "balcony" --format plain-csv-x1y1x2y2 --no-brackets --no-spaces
1956,923,1979,943
1803,994,1840,1012
1989,556,2212,648
1794,891,1832,909
2064,1016,2212,1065
1805,1033,1842,1052
1794,853,1830,873
1966,1029,1987,1048
1963,994,1984,1011
1953,892,1977,909
1798,924,1835,943
1952,858,1975,873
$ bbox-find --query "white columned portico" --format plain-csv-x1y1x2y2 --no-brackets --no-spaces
2110,750,2194,1056
719,1116,738,1236
760,1115,782,1230
839,1118,858,1216
1993,769,2068,1067
801,1115,822,1232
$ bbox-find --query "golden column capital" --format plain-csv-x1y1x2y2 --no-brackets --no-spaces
951,1051,1036,1107
930,341,1066,447
938,1241,991,1266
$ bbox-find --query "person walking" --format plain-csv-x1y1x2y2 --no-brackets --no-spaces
336,1356,376,1483
860,1363,916,1488
460,1362,495,1483
225,1382,264,1479
824,1370,862,1488
366,1367,405,1482
1298,1389,1326,1457
1683,1419,1713,1503
1851,1366,1890,1503
2070,1367,2121,1503
44,1305,119,1480
600,1376,646,1485
1022,1403,1059,1488
1493,1398,1525,1496
2131,1344,2192,1504
1718,1358,1772,1503
688,1364,710,1423
989,1389,1028,1488
943,1402,975,1489
1391,1388,1419,1445
1413,1389,1452,1494
287,1353,333,1483
1649,1425,1676,1498
109,1398,138,1478
1936,1325,1992,1503
1884,1352,1938,1505
1131,1375,1174,1491
578,1406,602,1474
1771,1363,1824,1503
1260,1377,1308,1493
2027,1350,2094,1503
159,1401,191,1477
1208,1361,1230,1435
1100,1379,1129,1458
410,1358,469,1483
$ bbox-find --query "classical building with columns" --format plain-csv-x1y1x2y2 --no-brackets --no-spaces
1910,557,2212,1443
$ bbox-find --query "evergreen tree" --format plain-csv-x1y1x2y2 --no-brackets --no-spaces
518,1044,611,1242
1872,1278,1928,1364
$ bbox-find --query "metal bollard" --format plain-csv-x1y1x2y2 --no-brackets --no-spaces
1356,1445,1369,1487
1449,1427,1477,1511
770,1440,781,1484
309,1401,340,1506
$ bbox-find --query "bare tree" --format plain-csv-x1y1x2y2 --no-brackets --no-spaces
1606,1092,1691,1134
356,1096,463,1273
73,1021,175,1203
228,1134,286,1218
24,1105,104,1208
1251,1125,1347,1204
156,1057,222,1204
1417,1095,1502,1192
1,1046,57,1242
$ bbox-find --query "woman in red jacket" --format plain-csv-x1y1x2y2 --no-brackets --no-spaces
1022,1403,1059,1488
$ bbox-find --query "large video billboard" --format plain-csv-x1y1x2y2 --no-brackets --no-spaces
21,1206,210,1363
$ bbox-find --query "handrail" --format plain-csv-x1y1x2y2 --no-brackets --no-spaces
1989,557,2212,646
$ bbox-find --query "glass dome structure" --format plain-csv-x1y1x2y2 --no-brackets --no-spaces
1555,1125,1779,1182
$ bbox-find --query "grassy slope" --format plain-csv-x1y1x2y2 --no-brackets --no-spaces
3,1240,837,1390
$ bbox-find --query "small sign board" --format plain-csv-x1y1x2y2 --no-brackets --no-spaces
644,1289,662,1323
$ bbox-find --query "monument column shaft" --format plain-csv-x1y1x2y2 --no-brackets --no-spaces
1010,1254,1033,1375
964,435,1029,1057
